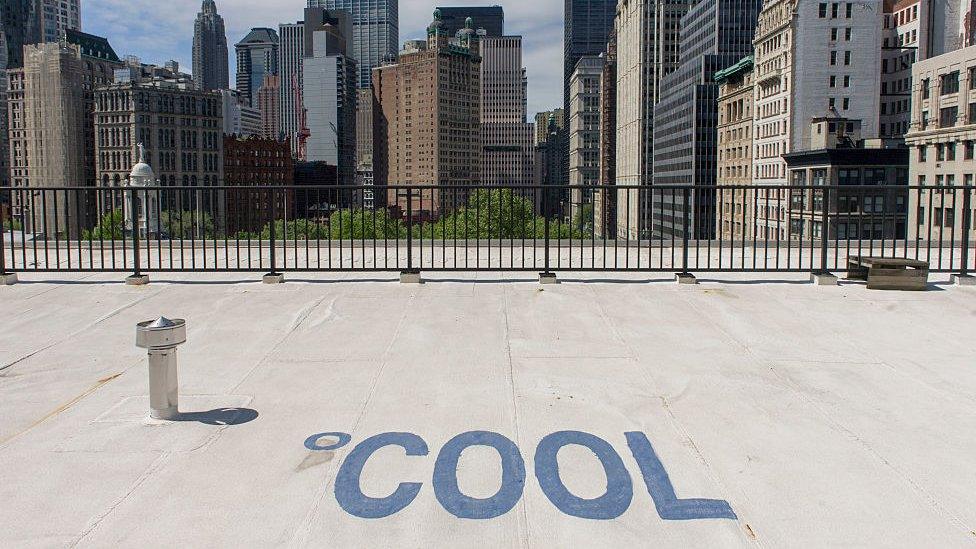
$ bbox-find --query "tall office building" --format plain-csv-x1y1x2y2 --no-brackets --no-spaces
568,55,603,221
715,56,755,241
7,32,121,236
614,0,691,239
235,27,279,107
36,0,80,43
373,11,482,218
564,0,616,135
906,45,976,244
880,0,970,139
309,0,399,89
534,109,565,144
594,34,617,237
1,0,38,189
480,35,534,190
753,0,882,187
257,74,281,139
652,0,761,238
192,0,229,91
750,0,883,241
278,21,304,156
436,5,504,37
303,7,357,187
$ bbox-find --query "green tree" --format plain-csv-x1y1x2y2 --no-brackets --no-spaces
415,189,581,240
162,210,215,239
259,218,329,240
329,208,406,239
83,209,124,241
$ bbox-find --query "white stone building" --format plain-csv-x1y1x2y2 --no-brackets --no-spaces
905,45,976,243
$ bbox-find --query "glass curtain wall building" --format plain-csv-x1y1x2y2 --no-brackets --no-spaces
309,0,398,89
651,0,762,238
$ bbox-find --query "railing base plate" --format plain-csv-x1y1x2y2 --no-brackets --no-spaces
539,272,558,285
1,273,17,286
951,274,975,286
126,274,150,286
400,271,422,284
810,272,839,286
675,273,697,285
263,273,285,285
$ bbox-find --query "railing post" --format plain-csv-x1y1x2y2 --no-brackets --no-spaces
401,187,420,283
540,185,556,283
811,186,838,285
264,187,283,283
126,187,149,286
0,192,14,285
820,187,830,273
676,187,695,284
958,186,972,283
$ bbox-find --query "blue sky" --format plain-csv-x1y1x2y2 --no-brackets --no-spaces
85,0,564,117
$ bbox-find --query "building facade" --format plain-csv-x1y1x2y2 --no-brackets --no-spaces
94,80,223,208
7,33,121,236
310,0,399,89
373,12,482,218
783,116,909,242
278,22,304,157
235,27,279,108
192,0,229,92
36,0,80,43
652,0,761,239
223,135,294,233
594,35,617,237
257,74,281,139
715,56,755,241
614,0,691,239
751,0,883,243
0,0,37,189
303,7,358,188
436,5,504,37
568,55,603,222
220,89,262,137
534,108,565,145
566,0,617,188
905,45,976,243
480,35,534,190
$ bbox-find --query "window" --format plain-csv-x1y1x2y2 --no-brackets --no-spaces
820,2,828,17
941,106,959,127
967,141,975,160
918,145,927,162
941,71,960,94
947,142,957,161
922,78,930,99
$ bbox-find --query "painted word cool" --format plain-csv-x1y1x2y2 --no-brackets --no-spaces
303,430,737,521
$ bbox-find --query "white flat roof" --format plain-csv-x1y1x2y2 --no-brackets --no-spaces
1,272,974,546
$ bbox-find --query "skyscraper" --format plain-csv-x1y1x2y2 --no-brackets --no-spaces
564,0,616,132
436,6,505,37
8,32,121,236
303,7,357,187
652,0,761,238
480,35,534,190
278,21,304,156
36,0,80,43
235,28,279,107
614,0,691,239
309,0,399,89
568,55,603,221
192,0,229,91
373,11,482,217
1,0,37,189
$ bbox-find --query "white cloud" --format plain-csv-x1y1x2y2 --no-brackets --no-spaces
85,0,564,115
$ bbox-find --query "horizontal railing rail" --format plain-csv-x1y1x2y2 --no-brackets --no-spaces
1,184,973,279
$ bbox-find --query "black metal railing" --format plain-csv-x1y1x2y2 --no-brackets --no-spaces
1,184,973,278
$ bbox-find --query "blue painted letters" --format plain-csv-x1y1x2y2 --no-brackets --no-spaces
534,431,634,520
334,432,429,519
432,431,526,519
